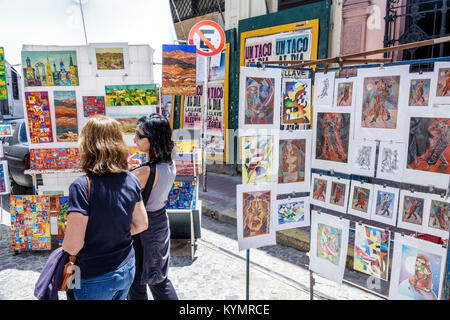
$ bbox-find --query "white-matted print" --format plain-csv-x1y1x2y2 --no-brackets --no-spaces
313,71,335,108
275,196,310,231
349,139,377,177
376,141,406,182
370,184,400,227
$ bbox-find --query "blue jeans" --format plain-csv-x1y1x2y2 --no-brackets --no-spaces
73,256,135,300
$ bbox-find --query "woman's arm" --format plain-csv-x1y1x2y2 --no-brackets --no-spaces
62,212,89,256
131,200,148,235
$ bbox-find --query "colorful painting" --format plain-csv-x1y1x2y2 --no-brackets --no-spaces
95,47,124,70
54,90,78,142
161,94,173,125
317,223,342,265
436,67,450,97
105,84,158,106
166,180,197,209
336,82,353,107
22,50,79,87
409,78,431,106
174,152,201,176
374,190,396,219
109,114,146,135
278,139,305,184
83,96,105,117
25,91,53,144
401,195,425,226
277,200,305,226
162,44,196,96
30,148,80,170
244,77,275,125
242,190,271,238
330,181,346,207
0,47,7,100
315,112,350,163
354,224,390,280
361,76,400,129
242,135,273,184
407,117,450,174
312,177,327,202
351,186,371,213
56,196,69,246
0,124,13,137
10,195,51,252
281,78,311,125
427,199,449,233
0,161,10,194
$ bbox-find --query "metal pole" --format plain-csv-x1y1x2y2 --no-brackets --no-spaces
202,56,209,192
0,196,3,240
78,0,89,45
246,249,250,300
309,270,315,300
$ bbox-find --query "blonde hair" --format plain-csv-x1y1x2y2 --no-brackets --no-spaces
79,115,129,174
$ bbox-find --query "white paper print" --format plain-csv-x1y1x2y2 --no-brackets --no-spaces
275,196,310,231
334,76,357,110
239,67,282,131
376,141,406,182
325,175,351,214
423,193,450,239
406,72,433,109
429,61,450,107
370,184,400,227
313,72,335,108
236,183,277,251
310,173,330,207
349,139,377,177
397,190,429,233
389,233,447,300
281,77,312,128
347,180,374,220
277,130,312,194
88,42,130,76
309,211,350,284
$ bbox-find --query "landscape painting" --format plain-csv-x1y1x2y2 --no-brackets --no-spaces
54,90,78,142
162,44,196,96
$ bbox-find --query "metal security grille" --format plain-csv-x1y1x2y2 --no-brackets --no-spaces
384,0,450,60
169,0,225,23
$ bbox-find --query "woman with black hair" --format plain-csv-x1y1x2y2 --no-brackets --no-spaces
127,113,178,300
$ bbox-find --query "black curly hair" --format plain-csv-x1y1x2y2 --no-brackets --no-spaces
137,113,174,164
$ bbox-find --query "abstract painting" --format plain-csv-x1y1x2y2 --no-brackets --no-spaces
370,184,400,227
30,148,80,170
54,90,78,142
22,50,79,87
275,196,310,231
0,47,6,100
354,223,390,281
348,181,373,219
281,78,311,125
105,84,158,106
25,91,53,144
162,44,196,96
56,196,69,246
166,179,197,209
10,195,51,252
82,96,105,117
242,135,274,184
389,234,447,300
315,112,351,163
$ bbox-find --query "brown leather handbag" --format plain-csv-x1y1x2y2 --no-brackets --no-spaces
60,175,90,291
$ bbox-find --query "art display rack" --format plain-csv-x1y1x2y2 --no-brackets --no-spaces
243,54,450,300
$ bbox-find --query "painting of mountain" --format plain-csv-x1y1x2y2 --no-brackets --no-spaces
162,44,196,96
53,90,78,142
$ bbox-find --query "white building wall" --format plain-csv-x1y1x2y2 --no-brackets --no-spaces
225,0,278,30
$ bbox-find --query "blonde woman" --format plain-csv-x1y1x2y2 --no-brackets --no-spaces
62,115,148,300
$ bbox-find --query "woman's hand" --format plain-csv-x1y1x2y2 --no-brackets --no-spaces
127,153,142,170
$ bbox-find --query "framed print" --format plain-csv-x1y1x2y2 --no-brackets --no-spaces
397,190,428,233
239,67,281,130
88,42,130,76
310,173,329,207
406,72,433,109
423,193,449,239
334,76,357,110
347,181,374,220
389,233,447,300
281,77,311,128
349,139,377,177
325,175,351,213
430,61,450,106
275,196,310,231
277,130,311,194
313,71,335,108
309,211,350,284
236,183,277,251
370,184,400,227
354,65,410,142
312,110,354,174
376,141,406,182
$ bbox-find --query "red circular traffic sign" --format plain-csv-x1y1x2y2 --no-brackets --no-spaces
188,20,225,57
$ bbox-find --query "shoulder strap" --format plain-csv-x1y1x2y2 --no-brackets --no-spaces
85,175,91,202
141,163,156,206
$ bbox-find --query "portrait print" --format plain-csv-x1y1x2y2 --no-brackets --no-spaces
242,191,271,238
315,112,350,163
245,77,274,125
278,139,305,184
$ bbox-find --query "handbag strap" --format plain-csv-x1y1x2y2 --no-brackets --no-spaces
141,163,156,206
85,175,91,202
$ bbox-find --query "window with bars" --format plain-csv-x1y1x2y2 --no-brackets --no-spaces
169,0,225,23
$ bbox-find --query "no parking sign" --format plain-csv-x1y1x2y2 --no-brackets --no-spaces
188,20,225,57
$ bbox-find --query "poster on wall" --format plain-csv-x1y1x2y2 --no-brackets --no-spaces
236,183,277,251
105,84,158,106
182,83,204,130
0,160,11,195
25,91,53,144
389,234,447,300
0,47,7,101
370,184,400,227
309,211,350,284
53,90,78,142
281,77,311,129
354,223,390,281
275,196,310,231
83,96,106,117
22,50,79,87
239,67,281,131
206,82,227,162
88,42,130,76
162,44,196,96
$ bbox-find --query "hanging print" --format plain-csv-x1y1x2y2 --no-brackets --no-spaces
376,142,406,182
370,184,400,227
241,133,277,184
82,96,106,117
53,90,78,142
313,72,335,107
25,91,53,144
423,194,449,238
56,196,69,246
281,78,311,126
0,160,11,195
336,81,353,107
408,77,431,107
162,44,197,96
398,190,428,233
182,83,204,129
275,196,310,231
347,181,374,219
354,223,390,281
324,176,350,213
310,173,329,206
389,234,447,300
105,84,158,106
349,139,377,177
435,64,450,97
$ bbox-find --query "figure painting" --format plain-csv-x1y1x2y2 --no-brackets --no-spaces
351,186,371,214
330,181,346,207
409,78,431,106
355,146,373,171
361,76,400,129
427,199,449,233
374,190,396,219
242,136,273,184
354,224,390,280
312,177,327,203
244,77,275,125
281,79,311,125
336,82,353,107
317,223,342,265
25,91,53,144
54,90,78,142
242,190,271,238
83,96,105,117
401,195,425,226
313,72,335,106
436,67,450,97
315,112,350,163
278,139,305,184
407,117,450,174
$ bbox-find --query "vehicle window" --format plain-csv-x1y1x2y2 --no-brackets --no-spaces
19,122,28,143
